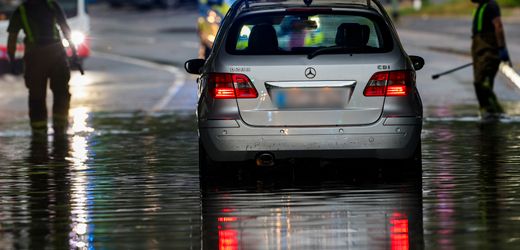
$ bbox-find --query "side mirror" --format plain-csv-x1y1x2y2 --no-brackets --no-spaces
184,59,205,75
409,55,425,71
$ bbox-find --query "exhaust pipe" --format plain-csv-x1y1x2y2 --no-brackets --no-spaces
256,153,275,167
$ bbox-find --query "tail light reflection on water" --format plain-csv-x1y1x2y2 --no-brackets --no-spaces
203,187,422,250
218,215,239,250
390,212,410,250
219,229,239,250
214,209,414,250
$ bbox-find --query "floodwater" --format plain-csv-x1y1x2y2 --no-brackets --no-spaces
1,112,520,250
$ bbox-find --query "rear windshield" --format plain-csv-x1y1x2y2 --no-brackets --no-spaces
226,11,393,55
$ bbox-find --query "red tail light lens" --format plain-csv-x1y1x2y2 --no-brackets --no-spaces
208,73,258,99
364,71,415,97
233,74,258,98
387,71,412,96
364,72,388,96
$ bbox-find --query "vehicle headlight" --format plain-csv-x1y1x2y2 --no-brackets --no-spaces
63,31,86,47
71,31,86,46
206,10,222,24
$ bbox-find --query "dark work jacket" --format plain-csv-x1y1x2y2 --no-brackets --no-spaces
7,1,68,50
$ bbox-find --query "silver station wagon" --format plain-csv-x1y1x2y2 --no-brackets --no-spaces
185,0,425,170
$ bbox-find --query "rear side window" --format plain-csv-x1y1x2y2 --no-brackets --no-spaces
226,11,393,55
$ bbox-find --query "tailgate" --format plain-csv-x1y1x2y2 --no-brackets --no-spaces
234,62,386,127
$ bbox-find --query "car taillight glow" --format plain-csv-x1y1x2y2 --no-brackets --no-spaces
364,71,414,97
208,73,258,99
390,212,410,250
218,217,238,222
219,229,238,250
386,85,407,96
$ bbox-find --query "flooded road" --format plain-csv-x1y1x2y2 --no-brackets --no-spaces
1,112,519,249
1,4,520,249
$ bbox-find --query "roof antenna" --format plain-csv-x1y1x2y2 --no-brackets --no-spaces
304,0,312,6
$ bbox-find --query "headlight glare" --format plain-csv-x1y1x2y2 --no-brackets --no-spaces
71,31,86,46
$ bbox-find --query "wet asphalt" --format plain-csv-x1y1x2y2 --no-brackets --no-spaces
1,112,520,249
1,4,520,250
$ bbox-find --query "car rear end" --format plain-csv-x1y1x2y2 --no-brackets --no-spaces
198,0,422,163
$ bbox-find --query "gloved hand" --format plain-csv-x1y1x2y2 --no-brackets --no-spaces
70,54,84,75
499,47,510,63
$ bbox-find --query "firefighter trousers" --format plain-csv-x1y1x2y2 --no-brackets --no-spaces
23,43,71,131
471,33,504,114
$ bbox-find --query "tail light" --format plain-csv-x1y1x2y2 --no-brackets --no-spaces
364,71,415,97
207,73,258,99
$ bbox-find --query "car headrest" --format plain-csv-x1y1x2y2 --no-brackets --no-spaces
335,23,370,47
248,24,279,53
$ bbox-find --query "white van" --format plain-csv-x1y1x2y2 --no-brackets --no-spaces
0,0,90,70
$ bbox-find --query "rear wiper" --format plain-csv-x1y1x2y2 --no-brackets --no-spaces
307,46,352,59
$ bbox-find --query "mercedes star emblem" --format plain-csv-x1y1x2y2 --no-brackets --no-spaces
305,67,316,79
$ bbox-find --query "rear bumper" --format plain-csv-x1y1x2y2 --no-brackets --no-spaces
199,117,422,162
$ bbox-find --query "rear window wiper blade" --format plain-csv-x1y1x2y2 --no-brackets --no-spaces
307,46,353,59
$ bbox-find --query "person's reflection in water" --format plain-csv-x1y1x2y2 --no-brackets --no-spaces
27,133,72,250
477,122,501,247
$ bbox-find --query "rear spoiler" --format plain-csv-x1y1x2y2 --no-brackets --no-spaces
238,0,376,10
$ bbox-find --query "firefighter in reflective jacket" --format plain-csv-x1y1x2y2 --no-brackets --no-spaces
7,0,78,134
471,0,511,117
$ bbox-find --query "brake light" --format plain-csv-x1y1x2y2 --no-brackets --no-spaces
364,71,415,97
208,73,258,99
286,7,333,12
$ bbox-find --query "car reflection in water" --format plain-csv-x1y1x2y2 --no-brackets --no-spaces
200,164,424,250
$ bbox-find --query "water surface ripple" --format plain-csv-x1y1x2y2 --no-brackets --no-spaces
0,113,519,249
